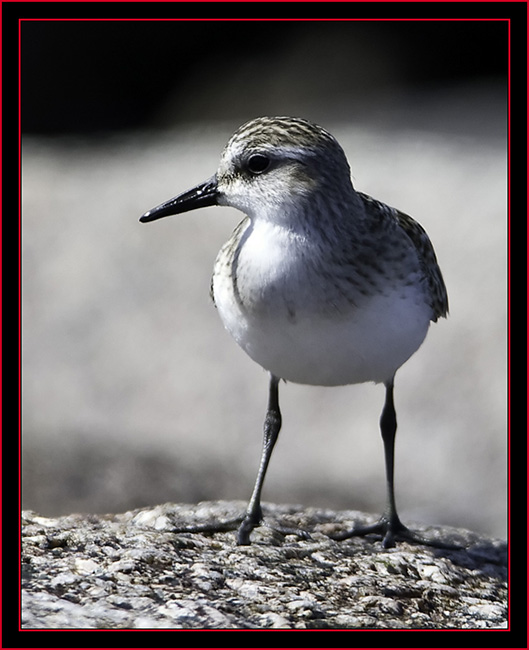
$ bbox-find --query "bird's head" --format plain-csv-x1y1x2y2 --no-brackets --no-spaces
140,116,355,226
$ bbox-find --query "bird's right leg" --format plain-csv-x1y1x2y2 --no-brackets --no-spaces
167,378,281,541
237,373,310,545
170,374,308,544
236,374,281,544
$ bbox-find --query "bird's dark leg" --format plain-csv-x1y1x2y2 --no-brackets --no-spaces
331,379,464,550
236,374,281,544
170,374,308,544
379,378,407,544
237,374,310,545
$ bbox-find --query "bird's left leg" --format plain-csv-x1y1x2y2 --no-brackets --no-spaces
331,379,464,550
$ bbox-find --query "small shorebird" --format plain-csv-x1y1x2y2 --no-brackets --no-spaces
140,116,451,549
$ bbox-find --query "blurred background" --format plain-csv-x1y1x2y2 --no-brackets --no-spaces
21,19,508,538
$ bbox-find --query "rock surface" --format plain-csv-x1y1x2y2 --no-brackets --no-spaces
21,501,508,630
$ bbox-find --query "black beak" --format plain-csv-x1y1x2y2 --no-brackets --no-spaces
139,175,218,223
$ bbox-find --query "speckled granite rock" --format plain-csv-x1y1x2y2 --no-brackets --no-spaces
21,501,507,630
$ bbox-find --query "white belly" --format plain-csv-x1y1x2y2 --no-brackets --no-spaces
212,219,432,386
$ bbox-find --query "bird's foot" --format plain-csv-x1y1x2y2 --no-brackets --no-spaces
170,514,310,546
237,514,311,546
330,516,465,550
171,517,244,536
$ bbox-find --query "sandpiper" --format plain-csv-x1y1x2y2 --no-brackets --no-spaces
140,116,451,549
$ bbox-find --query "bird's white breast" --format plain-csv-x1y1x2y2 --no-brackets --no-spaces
212,218,432,386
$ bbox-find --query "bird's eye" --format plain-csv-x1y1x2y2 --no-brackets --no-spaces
246,154,271,175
